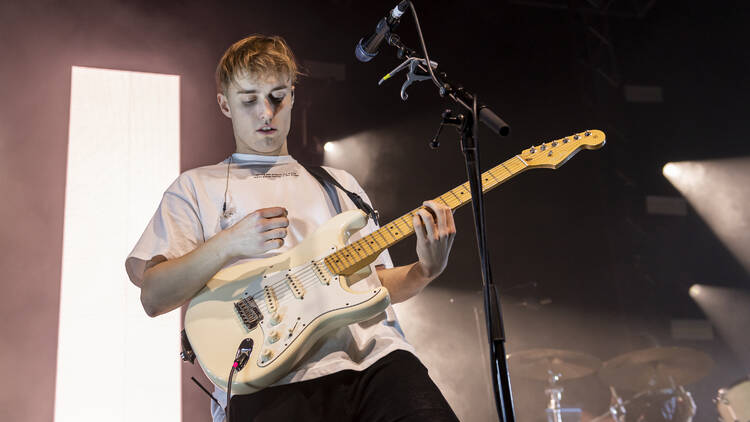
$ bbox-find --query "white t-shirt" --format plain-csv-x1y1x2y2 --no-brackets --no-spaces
125,153,414,422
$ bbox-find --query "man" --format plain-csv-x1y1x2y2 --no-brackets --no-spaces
125,35,458,422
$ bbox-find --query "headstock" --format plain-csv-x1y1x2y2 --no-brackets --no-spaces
519,130,606,169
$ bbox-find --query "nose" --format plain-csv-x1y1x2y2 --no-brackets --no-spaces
259,97,275,122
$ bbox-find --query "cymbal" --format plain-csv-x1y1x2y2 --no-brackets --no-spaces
599,347,713,391
508,349,602,382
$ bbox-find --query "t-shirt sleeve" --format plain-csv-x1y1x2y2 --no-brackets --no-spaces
125,176,205,287
325,168,394,270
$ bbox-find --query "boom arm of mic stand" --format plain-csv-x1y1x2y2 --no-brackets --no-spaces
448,88,511,137
407,55,510,137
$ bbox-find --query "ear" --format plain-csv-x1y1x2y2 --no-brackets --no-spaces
217,92,232,118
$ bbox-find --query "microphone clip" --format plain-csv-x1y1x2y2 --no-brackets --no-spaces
378,57,438,101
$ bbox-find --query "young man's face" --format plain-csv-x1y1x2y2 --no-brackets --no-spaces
217,71,294,155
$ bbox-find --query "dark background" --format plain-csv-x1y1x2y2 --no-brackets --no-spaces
1,0,748,421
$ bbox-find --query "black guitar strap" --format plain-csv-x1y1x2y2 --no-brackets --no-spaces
302,165,380,226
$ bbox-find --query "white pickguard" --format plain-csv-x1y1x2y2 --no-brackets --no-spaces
250,257,380,368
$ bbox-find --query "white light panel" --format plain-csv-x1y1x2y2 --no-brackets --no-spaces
55,66,181,422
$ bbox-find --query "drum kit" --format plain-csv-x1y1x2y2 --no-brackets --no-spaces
508,347,749,422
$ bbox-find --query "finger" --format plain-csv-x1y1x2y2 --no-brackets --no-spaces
263,238,284,250
260,216,289,231
446,207,457,235
255,207,287,219
412,212,426,241
424,200,449,236
262,227,288,241
417,208,437,240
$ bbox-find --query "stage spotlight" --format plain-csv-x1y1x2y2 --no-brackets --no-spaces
662,162,680,178
322,131,381,188
689,284,701,297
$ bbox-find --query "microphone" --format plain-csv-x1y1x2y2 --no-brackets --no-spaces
355,1,409,62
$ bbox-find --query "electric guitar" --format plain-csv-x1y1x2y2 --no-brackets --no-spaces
184,129,606,394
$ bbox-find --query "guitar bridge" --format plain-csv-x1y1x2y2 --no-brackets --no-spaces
234,296,263,330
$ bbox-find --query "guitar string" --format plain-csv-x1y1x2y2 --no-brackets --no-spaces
232,143,585,318
242,159,525,311
249,162,520,306
234,141,587,327
255,257,391,312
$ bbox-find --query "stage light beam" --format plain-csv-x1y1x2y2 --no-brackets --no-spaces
663,157,750,274
690,284,750,372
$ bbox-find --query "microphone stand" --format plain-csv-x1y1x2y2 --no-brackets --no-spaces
383,31,516,422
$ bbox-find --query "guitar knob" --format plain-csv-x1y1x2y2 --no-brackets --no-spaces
267,329,280,344
260,349,274,362
269,312,283,325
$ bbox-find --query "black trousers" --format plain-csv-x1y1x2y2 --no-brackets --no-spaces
229,350,459,422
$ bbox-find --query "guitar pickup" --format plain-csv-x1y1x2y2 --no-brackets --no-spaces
263,286,279,314
286,274,305,299
313,260,332,285
234,296,263,330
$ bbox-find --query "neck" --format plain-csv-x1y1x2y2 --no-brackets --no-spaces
323,154,531,276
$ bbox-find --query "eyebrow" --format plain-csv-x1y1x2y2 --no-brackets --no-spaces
236,85,289,94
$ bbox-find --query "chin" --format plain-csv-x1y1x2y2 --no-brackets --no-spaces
240,138,285,155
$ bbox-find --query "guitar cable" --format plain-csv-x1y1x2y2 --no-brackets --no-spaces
225,338,254,422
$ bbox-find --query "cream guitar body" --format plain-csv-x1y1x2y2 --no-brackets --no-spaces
184,129,606,395
184,210,389,395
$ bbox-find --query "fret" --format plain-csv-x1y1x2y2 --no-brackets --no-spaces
448,189,464,205
379,227,395,243
328,152,535,276
437,195,453,208
489,167,507,183
370,231,388,248
356,238,376,255
338,249,357,265
324,256,343,273
374,228,392,245
454,185,470,201
498,162,513,177
385,222,403,238
399,215,415,230
481,174,495,190
346,242,366,260
330,252,349,267
365,237,382,251
486,169,501,184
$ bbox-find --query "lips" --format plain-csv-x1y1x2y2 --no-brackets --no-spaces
257,126,277,135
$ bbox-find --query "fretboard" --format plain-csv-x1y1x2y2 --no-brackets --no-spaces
324,155,530,275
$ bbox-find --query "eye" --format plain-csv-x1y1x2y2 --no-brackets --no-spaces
241,96,257,104
270,92,286,102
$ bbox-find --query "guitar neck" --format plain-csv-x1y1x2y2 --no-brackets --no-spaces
324,155,530,276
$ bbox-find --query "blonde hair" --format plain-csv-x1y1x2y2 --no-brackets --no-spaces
216,34,301,92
